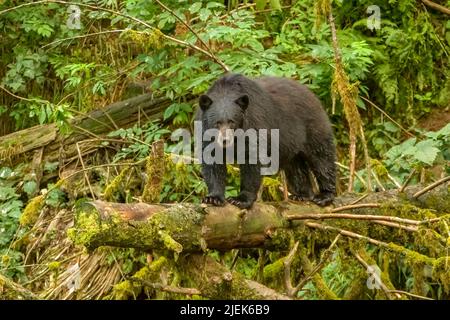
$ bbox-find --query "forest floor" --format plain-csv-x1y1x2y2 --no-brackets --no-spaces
418,106,450,131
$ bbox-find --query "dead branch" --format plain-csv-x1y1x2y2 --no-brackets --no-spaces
413,176,450,198
283,241,299,297
420,0,450,15
286,212,421,226
130,278,201,296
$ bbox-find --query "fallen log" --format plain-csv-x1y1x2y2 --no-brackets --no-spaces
70,184,450,253
0,94,172,164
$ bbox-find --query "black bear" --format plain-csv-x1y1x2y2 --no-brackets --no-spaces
195,73,336,209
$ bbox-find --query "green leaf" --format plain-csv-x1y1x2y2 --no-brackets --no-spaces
269,0,282,10
164,104,176,120
199,8,212,22
37,24,53,38
0,167,13,179
206,2,225,9
189,2,202,14
436,123,450,136
0,186,17,201
384,121,398,133
44,162,58,173
256,0,267,10
23,181,37,195
414,140,439,165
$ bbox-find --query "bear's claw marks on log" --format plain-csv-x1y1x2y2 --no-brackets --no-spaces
202,196,225,206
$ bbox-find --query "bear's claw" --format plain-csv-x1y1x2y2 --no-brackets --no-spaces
312,193,334,207
202,196,225,206
227,197,253,209
289,194,311,202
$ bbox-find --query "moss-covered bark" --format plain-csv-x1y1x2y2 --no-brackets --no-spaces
0,94,172,165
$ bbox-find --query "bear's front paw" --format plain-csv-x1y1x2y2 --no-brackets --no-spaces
227,196,254,209
312,192,334,207
202,196,225,206
289,194,312,202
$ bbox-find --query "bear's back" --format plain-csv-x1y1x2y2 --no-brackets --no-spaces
255,77,326,117
254,77,332,132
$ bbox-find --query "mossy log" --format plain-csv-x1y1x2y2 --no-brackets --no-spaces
71,201,291,252
71,185,449,253
182,254,291,299
0,94,171,165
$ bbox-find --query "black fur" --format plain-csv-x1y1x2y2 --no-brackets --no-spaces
195,73,336,209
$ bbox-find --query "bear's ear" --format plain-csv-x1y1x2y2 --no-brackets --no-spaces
235,95,249,110
199,95,212,111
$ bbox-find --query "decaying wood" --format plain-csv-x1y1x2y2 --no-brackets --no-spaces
0,94,172,164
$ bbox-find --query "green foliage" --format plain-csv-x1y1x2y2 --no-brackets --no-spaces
0,168,23,247
108,121,171,162
354,124,450,191
163,102,193,125
0,0,449,298
384,124,450,174
0,167,25,280
2,49,48,93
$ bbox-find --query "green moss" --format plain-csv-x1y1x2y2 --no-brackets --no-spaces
67,209,102,249
263,257,285,281
20,195,44,226
432,257,450,293
142,149,165,203
312,273,339,300
387,243,435,265
47,261,61,271
149,256,167,273
111,279,139,300
103,166,131,201
159,231,183,254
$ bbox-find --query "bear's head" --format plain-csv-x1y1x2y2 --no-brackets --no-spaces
198,74,250,148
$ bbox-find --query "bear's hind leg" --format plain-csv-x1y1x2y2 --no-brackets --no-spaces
308,145,336,207
284,160,314,202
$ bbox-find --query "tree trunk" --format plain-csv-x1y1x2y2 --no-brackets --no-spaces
71,185,450,253
0,94,172,165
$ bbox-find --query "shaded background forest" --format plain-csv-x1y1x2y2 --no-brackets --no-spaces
0,0,449,300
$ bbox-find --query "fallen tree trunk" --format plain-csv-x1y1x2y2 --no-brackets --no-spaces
0,94,172,164
182,254,291,299
71,184,450,253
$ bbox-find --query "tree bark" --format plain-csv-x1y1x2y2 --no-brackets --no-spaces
0,94,172,165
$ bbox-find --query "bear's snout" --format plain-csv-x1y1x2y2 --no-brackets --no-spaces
217,124,235,148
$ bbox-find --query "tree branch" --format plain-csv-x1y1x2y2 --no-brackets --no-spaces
413,176,450,198
420,0,450,15
154,0,230,72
